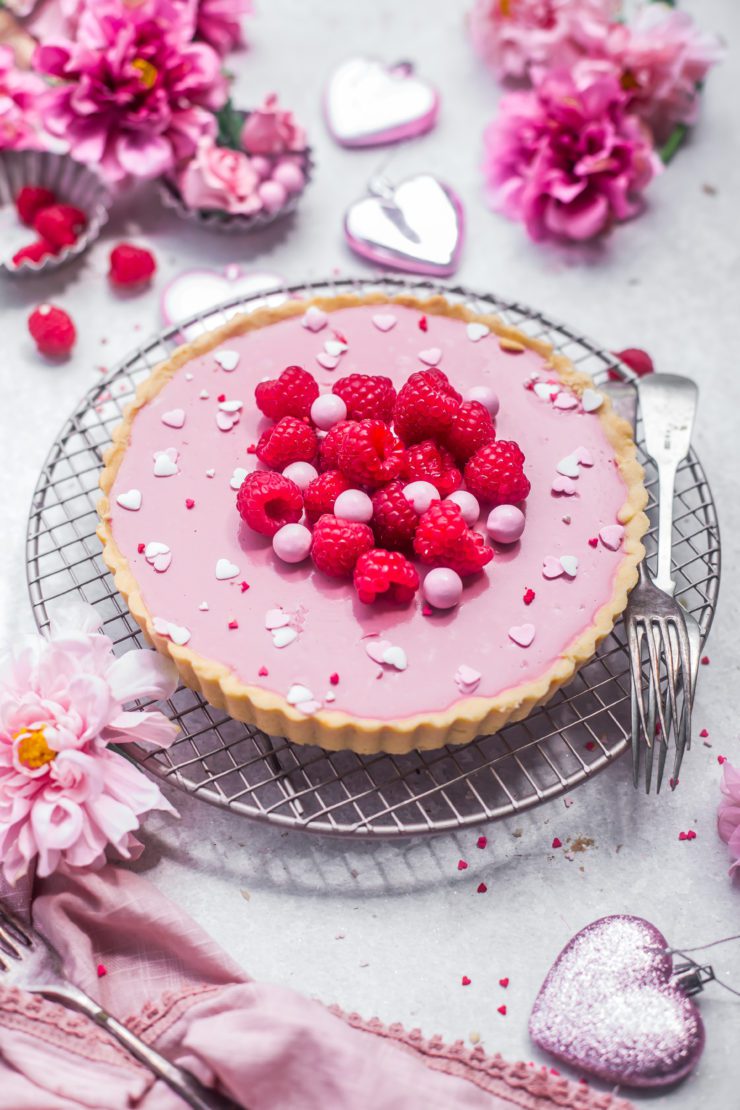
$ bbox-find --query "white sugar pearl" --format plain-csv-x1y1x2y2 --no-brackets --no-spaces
283,461,318,490
465,385,500,416
334,489,373,523
311,393,348,431
403,481,440,514
422,568,463,609
445,491,480,526
272,523,312,564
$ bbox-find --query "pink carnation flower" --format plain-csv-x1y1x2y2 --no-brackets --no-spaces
718,762,740,875
604,5,724,141
178,135,262,213
0,45,47,152
0,604,179,884
469,0,618,83
241,94,307,156
33,0,227,182
483,61,661,242
193,0,252,55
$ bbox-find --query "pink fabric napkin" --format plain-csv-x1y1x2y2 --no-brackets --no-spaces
0,865,634,1110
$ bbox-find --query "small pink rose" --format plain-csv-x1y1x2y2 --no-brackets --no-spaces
179,137,262,215
240,94,306,155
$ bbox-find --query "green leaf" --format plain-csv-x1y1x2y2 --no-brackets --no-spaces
659,122,688,164
215,100,246,151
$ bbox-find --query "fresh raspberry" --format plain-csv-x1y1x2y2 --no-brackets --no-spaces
33,204,87,248
109,243,157,288
256,416,318,470
236,471,303,536
354,548,419,605
12,240,59,268
318,420,358,471
414,500,493,577
304,469,351,524
393,369,461,445
465,441,531,505
337,419,405,489
255,365,319,421
371,480,419,552
15,185,56,227
28,304,76,358
332,374,396,422
311,514,374,578
403,439,462,497
445,401,496,463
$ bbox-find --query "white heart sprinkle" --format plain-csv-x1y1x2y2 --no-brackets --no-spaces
509,623,535,648
152,552,172,573
152,617,191,646
287,683,314,705
230,467,248,491
372,314,396,332
599,525,624,551
316,352,340,371
185,372,193,381
575,446,594,467
297,700,322,715
199,389,209,400
419,347,442,366
556,455,580,479
324,339,347,357
218,399,243,413
265,608,291,630
153,449,179,477
272,627,297,648
582,388,604,413
455,664,481,693
382,645,407,671
116,489,142,511
553,393,578,411
145,541,170,559
302,306,328,332
466,323,490,343
559,555,579,577
215,558,239,581
161,408,185,428
214,349,239,371
216,411,238,432
325,691,336,703
205,468,215,478
542,556,564,580
198,602,209,611
534,382,559,402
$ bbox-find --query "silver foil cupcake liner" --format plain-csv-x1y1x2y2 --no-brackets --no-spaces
0,149,112,278
159,147,314,234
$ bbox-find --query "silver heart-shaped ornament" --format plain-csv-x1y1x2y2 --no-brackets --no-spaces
324,57,439,148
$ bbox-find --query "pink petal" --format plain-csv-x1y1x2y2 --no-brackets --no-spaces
106,651,178,703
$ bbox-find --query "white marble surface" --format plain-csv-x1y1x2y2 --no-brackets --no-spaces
2,1,740,1106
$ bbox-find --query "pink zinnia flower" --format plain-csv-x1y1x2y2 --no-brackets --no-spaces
193,0,252,55
469,0,618,83
0,603,179,884
240,94,307,156
718,762,740,875
604,5,724,142
483,61,662,242
0,45,47,152
33,0,227,182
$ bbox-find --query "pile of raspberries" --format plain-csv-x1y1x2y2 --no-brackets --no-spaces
236,364,530,606
11,186,88,268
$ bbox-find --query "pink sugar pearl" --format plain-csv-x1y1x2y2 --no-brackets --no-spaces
486,505,525,544
250,155,272,180
273,523,312,564
422,568,463,610
272,161,305,194
446,490,480,526
403,481,439,514
334,488,373,523
465,385,499,416
282,461,318,490
258,180,287,214
310,393,347,430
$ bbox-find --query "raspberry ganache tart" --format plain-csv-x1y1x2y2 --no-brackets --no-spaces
98,294,648,754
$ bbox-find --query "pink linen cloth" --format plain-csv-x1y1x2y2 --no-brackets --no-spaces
0,865,634,1110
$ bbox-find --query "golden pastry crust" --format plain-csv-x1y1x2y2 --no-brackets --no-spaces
97,293,648,754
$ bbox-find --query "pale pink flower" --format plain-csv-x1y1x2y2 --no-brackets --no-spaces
0,603,179,884
603,5,723,142
178,134,262,213
0,45,47,152
240,94,307,156
483,61,661,242
469,0,618,83
33,0,227,182
718,762,740,875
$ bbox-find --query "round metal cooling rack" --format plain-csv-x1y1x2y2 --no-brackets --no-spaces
26,276,721,838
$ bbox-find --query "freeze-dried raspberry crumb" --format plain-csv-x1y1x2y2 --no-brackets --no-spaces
477,836,487,849
258,666,269,676
499,977,509,988
240,581,250,592
96,963,107,978
418,315,428,331
477,882,487,893
137,543,145,554
699,728,709,738
461,976,471,986
718,755,727,765
523,588,535,605
588,537,598,548
497,1005,507,1016
228,619,239,630
551,837,562,849
329,673,339,685
457,859,468,871
185,498,195,509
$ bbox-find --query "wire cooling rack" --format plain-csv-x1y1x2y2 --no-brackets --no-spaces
26,276,721,837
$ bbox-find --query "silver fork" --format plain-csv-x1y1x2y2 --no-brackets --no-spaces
0,902,240,1110
626,374,698,792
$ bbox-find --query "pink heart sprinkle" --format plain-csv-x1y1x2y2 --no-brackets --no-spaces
553,393,578,411
509,623,535,648
216,411,237,432
152,552,172,573
302,307,328,332
372,314,397,332
365,639,392,665
542,556,563,579
316,352,340,371
551,476,577,496
576,446,594,467
599,525,624,551
419,347,442,365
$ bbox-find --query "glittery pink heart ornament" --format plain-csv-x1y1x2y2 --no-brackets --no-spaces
161,266,284,341
530,916,705,1089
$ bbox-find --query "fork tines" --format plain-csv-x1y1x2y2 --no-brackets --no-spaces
0,904,33,970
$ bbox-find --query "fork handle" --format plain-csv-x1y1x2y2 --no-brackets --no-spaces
654,458,677,596
32,984,241,1110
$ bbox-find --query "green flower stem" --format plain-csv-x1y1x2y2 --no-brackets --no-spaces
659,123,688,164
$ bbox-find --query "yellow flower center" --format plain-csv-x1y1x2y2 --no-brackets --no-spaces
132,58,158,89
499,0,513,14
14,727,56,771
620,70,641,93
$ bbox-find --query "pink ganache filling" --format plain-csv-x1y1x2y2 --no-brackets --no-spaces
107,304,630,721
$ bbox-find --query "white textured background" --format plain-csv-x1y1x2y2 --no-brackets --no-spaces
1,1,739,1106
